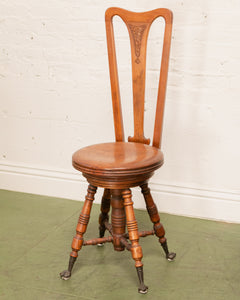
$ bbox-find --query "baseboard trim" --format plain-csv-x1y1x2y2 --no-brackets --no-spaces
0,162,239,223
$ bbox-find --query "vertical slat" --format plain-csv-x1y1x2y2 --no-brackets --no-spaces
105,10,125,142
152,11,173,148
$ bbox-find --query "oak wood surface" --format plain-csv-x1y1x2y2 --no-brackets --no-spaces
72,142,163,188
61,7,175,293
70,185,97,258
111,190,126,251
105,7,173,148
73,142,163,175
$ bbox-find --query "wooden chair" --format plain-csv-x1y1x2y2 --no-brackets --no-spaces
60,7,175,294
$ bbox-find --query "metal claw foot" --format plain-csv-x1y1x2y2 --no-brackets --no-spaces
138,285,148,294
60,256,76,280
160,240,176,261
166,252,176,261
60,270,71,280
136,266,148,294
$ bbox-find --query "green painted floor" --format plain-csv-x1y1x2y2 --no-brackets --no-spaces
0,190,239,300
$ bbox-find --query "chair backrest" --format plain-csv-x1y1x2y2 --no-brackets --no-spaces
105,7,173,149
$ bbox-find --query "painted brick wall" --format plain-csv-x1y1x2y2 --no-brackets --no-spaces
0,0,239,222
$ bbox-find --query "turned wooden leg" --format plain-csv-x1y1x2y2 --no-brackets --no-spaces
60,184,97,280
98,188,111,245
111,189,126,251
122,189,148,294
141,183,176,261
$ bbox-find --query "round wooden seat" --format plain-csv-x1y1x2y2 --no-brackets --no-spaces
72,142,164,177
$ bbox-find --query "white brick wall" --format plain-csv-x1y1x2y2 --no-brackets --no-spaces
0,0,240,222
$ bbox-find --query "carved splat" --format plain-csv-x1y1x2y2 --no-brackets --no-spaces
127,21,150,144
128,24,147,64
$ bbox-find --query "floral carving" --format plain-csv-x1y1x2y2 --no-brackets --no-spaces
129,24,147,64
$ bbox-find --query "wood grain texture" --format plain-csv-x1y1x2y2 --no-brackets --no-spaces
122,189,143,268
62,7,174,292
105,7,173,148
70,184,97,258
73,142,163,174
141,183,166,240
72,142,163,188
111,190,126,251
